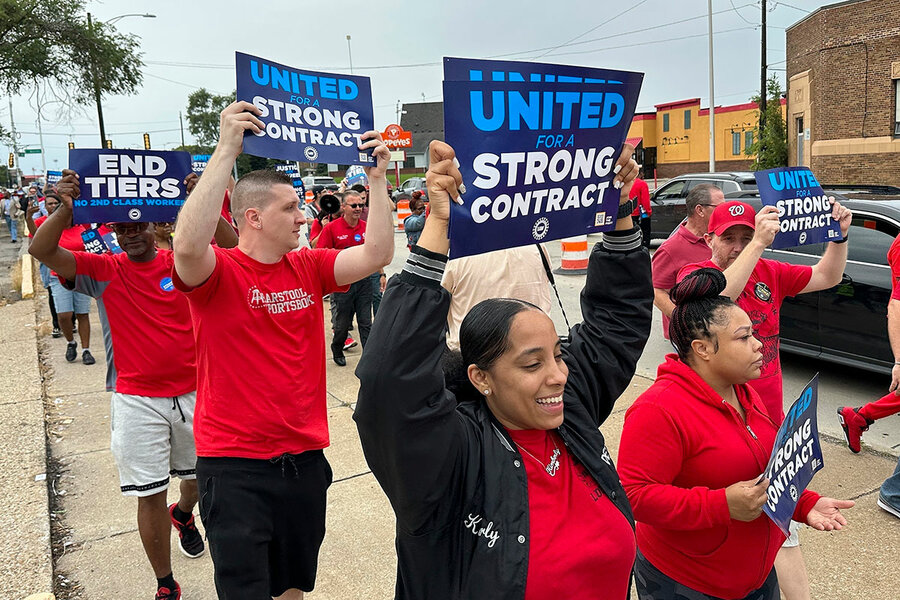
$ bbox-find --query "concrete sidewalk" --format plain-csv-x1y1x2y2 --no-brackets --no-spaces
9,231,900,599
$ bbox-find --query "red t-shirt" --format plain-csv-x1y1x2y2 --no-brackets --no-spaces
651,224,712,339
507,429,635,600
316,217,366,250
630,178,651,217
678,258,812,421
892,278,900,302
172,246,346,459
309,218,324,246
73,250,196,396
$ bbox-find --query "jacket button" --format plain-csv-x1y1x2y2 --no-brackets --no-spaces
517,535,526,544
514,460,521,468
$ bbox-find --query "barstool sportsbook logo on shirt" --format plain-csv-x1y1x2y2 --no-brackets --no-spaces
247,286,316,314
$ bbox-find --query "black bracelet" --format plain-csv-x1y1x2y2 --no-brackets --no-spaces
832,234,849,244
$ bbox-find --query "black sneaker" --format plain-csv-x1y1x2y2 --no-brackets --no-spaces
51,327,61,338
168,503,205,558
333,354,347,367
82,350,95,365
65,342,77,362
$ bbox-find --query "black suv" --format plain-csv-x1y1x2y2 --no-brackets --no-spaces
649,172,758,239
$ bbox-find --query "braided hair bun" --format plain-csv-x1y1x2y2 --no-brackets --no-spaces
669,268,734,360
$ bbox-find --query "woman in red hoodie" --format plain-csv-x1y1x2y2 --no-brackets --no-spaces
618,268,853,600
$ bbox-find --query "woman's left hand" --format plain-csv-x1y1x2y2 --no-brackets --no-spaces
806,496,854,530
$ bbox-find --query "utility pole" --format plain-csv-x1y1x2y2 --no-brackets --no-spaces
87,13,107,147
346,35,353,74
179,111,186,147
707,0,716,172
760,0,768,157
8,98,21,187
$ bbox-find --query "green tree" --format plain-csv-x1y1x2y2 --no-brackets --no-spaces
745,76,788,170
0,0,143,107
185,88,235,148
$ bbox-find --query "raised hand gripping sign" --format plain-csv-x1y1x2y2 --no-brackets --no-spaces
762,375,824,536
68,149,192,224
443,57,642,258
235,52,375,166
755,167,841,249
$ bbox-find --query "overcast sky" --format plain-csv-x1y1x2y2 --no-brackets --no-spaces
4,0,831,177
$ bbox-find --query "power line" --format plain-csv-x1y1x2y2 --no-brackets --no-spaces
532,0,649,59
730,0,759,25
772,1,811,13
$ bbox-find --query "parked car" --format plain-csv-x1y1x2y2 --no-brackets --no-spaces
649,172,759,239
392,177,427,203
712,191,900,375
302,175,337,190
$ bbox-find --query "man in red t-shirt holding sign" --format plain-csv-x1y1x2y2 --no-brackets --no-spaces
316,190,384,366
172,101,393,600
678,199,851,600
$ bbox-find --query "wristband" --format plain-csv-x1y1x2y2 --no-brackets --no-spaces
617,198,636,220
894,362,900,366
832,233,849,244
379,273,386,278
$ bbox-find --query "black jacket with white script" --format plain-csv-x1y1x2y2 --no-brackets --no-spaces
355,229,652,600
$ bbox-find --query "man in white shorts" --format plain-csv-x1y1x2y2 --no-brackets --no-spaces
28,172,230,600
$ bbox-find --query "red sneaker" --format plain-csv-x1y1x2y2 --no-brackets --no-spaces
343,336,358,351
168,503,205,558
156,581,181,600
837,406,872,453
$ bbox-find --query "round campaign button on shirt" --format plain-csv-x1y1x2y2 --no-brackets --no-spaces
159,277,175,292
354,233,362,242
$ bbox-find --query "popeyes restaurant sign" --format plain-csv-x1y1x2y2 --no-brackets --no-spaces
382,124,413,149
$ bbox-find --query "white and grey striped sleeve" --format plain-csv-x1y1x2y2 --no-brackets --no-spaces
398,245,449,290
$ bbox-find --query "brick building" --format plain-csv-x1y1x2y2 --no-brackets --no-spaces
786,0,900,185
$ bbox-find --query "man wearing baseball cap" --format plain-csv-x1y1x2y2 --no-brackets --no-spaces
677,199,851,600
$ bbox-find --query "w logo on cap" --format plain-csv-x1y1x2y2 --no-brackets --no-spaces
729,204,745,217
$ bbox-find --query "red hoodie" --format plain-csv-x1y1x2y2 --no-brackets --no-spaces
617,355,820,600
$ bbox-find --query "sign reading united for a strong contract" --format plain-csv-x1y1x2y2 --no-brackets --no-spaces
442,57,643,258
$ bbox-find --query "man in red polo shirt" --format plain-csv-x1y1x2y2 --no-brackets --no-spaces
28,174,227,600
316,190,384,366
629,173,651,248
172,101,393,600
677,199,851,600
651,183,724,339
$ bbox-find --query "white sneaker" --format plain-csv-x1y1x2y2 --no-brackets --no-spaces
877,496,900,519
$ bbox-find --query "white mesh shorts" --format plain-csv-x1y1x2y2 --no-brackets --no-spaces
110,391,197,497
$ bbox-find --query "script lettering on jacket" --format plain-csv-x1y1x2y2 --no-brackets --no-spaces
464,513,501,548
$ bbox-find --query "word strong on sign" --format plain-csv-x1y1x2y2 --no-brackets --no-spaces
762,375,824,535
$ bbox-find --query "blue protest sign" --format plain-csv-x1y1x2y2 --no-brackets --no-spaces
46,170,63,186
68,149,192,224
762,374,824,536
81,227,122,255
345,165,368,187
191,154,211,174
755,167,841,249
442,58,642,258
235,51,375,166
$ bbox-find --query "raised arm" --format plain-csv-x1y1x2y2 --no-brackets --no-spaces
561,145,653,425
174,101,263,287
801,200,851,293
332,133,394,285
28,171,80,281
721,206,780,300
354,141,464,532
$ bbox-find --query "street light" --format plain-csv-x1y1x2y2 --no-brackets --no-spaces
346,35,353,74
86,12,156,147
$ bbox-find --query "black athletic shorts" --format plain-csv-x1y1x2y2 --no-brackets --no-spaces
196,450,333,599
634,550,780,600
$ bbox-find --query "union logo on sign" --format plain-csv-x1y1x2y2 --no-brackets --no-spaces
729,204,745,217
